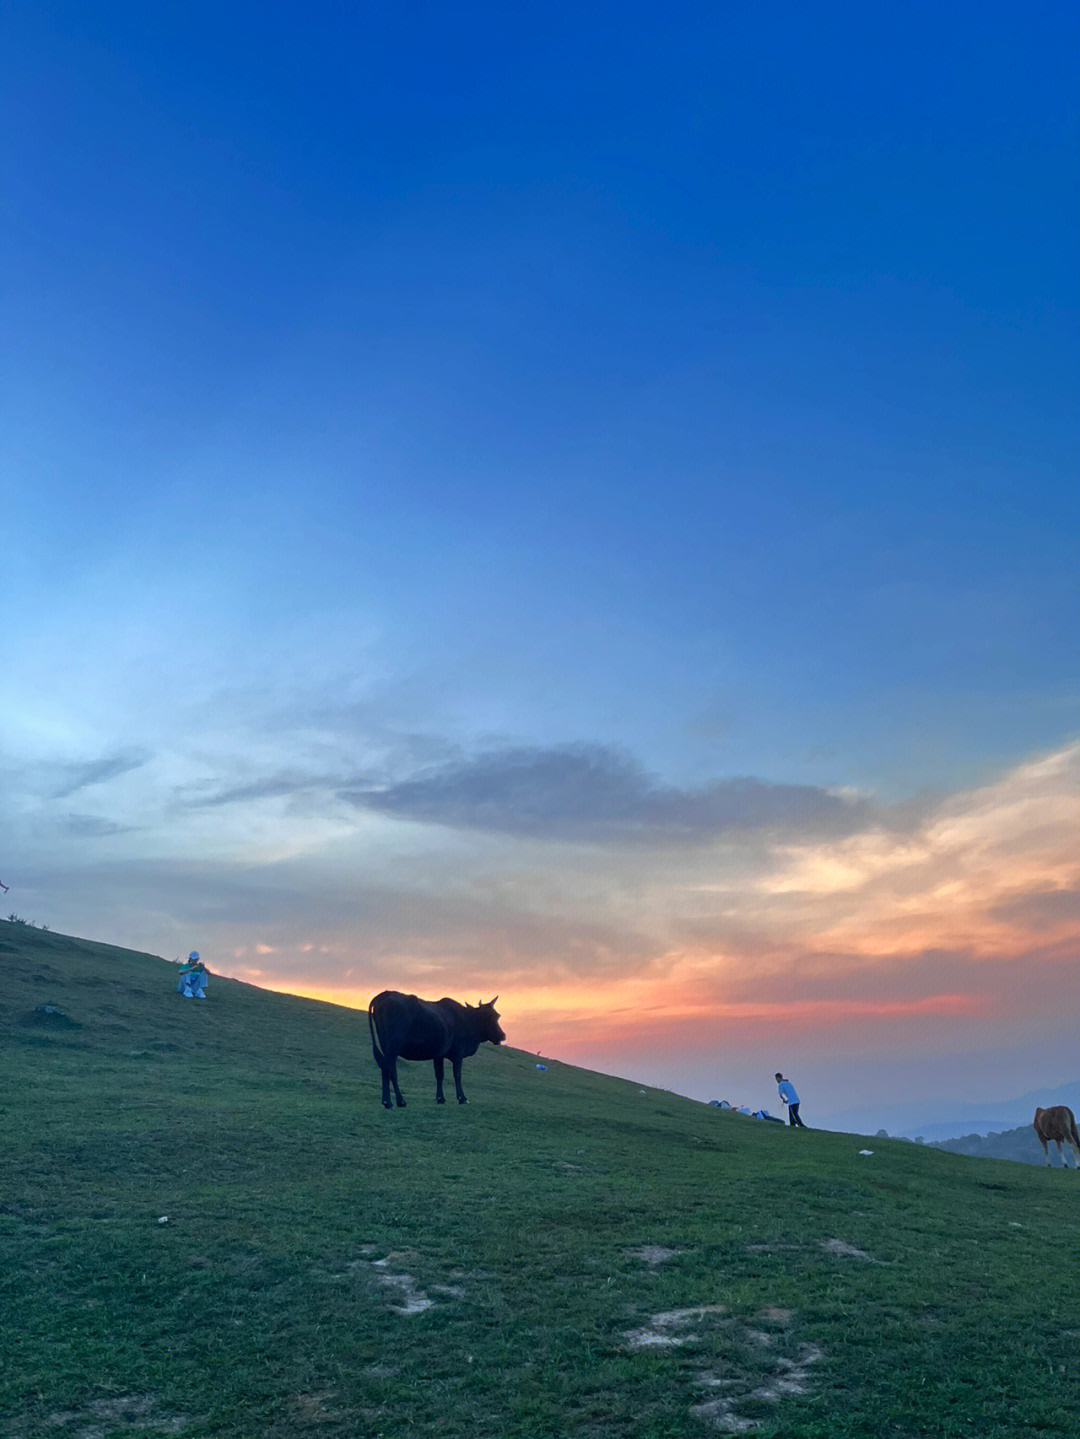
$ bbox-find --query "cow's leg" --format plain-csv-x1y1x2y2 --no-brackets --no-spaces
452,1056,468,1104
1037,1134,1050,1165
433,1057,446,1104
389,1057,406,1107
380,1062,393,1109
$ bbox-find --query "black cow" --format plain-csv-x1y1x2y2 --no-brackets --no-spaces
368,991,505,1108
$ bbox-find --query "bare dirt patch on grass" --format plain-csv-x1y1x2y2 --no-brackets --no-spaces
626,1245,686,1266
820,1237,876,1261
289,1390,343,1425
45,1394,195,1437
625,1303,821,1432
625,1305,728,1349
370,1261,434,1314
346,1250,467,1316
692,1344,823,1431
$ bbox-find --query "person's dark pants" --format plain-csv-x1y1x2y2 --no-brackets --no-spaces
788,1104,806,1127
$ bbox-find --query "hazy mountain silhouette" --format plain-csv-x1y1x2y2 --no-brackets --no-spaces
829,1079,1080,1144
928,1122,1077,1168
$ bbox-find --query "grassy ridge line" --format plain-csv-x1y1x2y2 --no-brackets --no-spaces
3,921,1078,1439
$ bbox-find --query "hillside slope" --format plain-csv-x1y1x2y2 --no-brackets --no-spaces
3,921,1078,1438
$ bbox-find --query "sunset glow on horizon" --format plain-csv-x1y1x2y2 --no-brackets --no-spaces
208,737,1078,1121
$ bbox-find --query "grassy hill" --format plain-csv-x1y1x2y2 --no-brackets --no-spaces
3,921,1078,1438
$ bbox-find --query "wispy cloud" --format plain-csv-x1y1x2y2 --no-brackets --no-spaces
49,750,152,800
62,814,137,837
182,775,326,808
341,744,873,843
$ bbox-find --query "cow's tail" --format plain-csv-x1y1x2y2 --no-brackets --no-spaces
1071,1111,1080,1150
368,998,385,1065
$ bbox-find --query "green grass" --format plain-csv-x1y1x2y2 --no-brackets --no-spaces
3,921,1077,1438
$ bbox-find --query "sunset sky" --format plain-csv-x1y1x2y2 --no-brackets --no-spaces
4,2,1078,1132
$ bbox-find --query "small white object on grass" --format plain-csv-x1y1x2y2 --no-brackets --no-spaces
857,1150,874,1156
157,1216,169,1224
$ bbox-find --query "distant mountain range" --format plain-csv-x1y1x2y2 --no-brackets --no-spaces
899,1079,1080,1144
927,1122,1078,1168
827,1079,1080,1144
897,1117,1022,1144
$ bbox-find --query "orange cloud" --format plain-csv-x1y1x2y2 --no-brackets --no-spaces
695,741,1080,964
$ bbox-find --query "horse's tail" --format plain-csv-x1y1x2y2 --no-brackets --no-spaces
368,998,385,1065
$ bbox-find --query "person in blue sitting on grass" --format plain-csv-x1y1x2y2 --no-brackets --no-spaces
775,1072,806,1127
178,951,208,999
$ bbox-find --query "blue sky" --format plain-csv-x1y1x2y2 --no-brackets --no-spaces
3,2,1078,1127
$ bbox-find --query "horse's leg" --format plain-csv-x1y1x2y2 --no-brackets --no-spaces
433,1057,446,1104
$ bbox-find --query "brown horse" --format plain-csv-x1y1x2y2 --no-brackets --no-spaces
1033,1106,1080,1169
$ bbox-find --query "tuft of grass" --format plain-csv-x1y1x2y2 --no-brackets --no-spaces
3,920,1078,1437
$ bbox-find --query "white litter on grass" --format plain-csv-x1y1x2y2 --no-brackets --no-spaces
157,1216,169,1224
857,1149,874,1156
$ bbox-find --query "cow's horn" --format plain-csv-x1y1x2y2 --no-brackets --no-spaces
489,995,498,1005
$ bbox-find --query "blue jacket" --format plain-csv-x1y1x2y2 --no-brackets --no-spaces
777,1079,799,1105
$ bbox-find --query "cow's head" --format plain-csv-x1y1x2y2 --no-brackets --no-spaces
474,996,505,1045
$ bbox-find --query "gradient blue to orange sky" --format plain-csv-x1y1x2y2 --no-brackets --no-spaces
3,2,1078,1131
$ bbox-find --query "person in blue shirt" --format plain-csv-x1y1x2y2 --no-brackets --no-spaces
775,1072,807,1127
177,951,208,999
